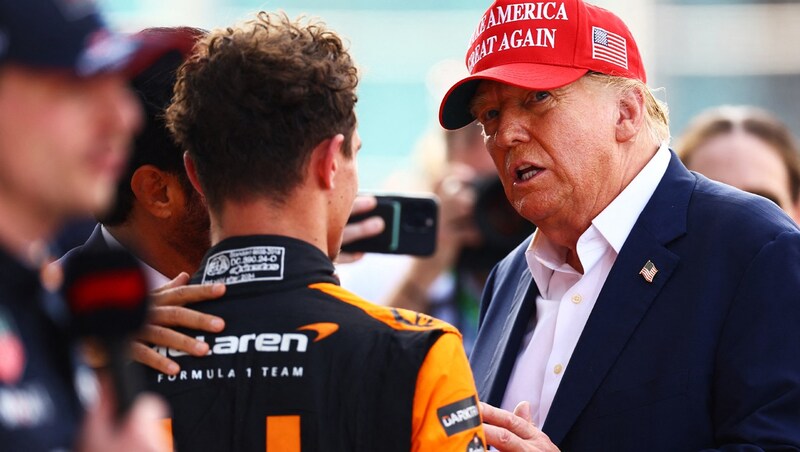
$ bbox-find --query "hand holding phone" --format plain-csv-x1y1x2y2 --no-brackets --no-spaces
336,196,386,264
341,194,438,256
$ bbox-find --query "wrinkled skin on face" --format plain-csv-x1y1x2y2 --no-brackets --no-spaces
471,76,647,249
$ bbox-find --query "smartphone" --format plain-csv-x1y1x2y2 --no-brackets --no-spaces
341,194,438,256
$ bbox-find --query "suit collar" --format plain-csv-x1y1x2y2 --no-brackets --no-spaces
542,151,695,444
83,224,110,252
481,267,539,406
593,144,672,253
631,150,693,244
471,236,540,407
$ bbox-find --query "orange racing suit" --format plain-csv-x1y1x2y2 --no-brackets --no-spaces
143,235,487,452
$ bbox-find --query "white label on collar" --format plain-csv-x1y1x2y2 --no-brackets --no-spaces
202,246,285,285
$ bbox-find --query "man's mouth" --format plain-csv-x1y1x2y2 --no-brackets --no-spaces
515,164,542,182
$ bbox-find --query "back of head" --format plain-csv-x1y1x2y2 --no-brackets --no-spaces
166,12,359,212
677,105,800,204
100,26,205,226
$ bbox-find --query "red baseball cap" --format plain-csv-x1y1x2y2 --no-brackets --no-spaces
439,0,646,130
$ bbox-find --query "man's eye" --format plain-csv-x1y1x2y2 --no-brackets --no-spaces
482,109,499,122
530,91,550,102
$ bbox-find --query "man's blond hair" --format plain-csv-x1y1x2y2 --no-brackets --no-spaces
586,73,670,147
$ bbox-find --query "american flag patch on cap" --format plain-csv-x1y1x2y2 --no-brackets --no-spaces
592,26,628,69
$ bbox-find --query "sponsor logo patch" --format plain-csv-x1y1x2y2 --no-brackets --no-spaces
438,395,481,437
202,246,285,285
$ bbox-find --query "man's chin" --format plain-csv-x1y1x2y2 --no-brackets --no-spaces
88,186,117,219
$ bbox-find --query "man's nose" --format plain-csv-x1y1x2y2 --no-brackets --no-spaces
494,109,531,149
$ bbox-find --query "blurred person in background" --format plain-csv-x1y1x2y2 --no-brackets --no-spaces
676,104,800,223
146,11,484,451
73,28,212,289
0,0,172,450
58,26,228,377
385,121,497,353
439,0,800,449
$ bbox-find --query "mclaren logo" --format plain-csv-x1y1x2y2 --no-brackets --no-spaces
154,322,339,357
297,322,339,342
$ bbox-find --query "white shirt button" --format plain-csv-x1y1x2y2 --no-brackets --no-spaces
554,364,563,374
571,294,583,304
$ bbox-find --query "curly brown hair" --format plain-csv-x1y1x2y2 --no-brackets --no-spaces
166,11,358,211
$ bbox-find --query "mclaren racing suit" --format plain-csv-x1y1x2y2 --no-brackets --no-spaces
144,235,487,452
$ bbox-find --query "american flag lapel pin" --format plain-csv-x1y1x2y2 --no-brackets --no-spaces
639,260,658,283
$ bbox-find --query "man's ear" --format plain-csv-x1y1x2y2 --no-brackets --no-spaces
183,151,205,198
312,134,345,190
130,165,173,219
616,86,645,143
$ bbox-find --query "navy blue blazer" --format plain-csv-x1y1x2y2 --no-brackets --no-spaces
471,152,800,451
58,224,109,265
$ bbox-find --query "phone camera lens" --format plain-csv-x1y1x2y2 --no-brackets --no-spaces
403,209,433,233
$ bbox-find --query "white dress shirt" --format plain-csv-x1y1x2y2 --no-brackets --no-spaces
101,225,171,291
500,144,671,426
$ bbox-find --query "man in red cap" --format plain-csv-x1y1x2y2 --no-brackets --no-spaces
440,0,800,450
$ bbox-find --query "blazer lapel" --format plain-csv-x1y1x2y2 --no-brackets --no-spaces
542,229,679,443
473,265,540,406
85,224,110,251
542,152,695,444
